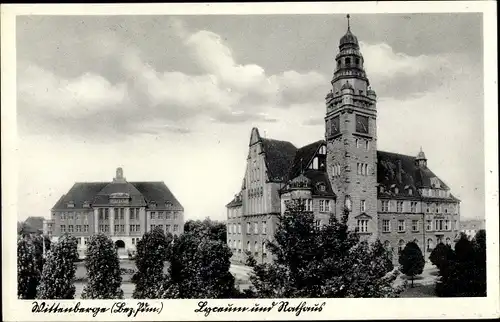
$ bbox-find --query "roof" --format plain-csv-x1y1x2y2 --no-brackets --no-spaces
52,181,183,211
288,140,325,179
377,151,458,201
261,138,297,182
304,170,336,197
226,195,243,208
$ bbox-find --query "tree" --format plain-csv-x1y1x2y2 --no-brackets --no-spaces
184,218,227,243
81,234,123,299
32,235,51,273
248,200,400,298
17,239,40,299
132,228,172,299
436,232,486,297
37,234,78,299
471,230,486,296
398,241,425,287
430,242,454,270
166,225,237,298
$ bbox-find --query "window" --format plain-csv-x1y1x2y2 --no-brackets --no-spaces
174,212,179,220
68,225,74,233
312,157,319,170
360,200,366,212
365,140,369,151
357,220,368,233
246,222,251,234
254,222,258,234
173,225,178,232
397,201,403,212
60,225,66,233
150,212,156,220
263,242,267,254
325,200,331,211
319,200,325,212
408,189,413,196
444,220,450,231
356,139,360,148
130,225,135,232
435,219,444,231
83,225,89,232
345,57,351,65
305,199,312,211
76,225,81,232
166,212,171,220
247,241,251,252
104,209,109,220
319,145,326,155
382,220,391,232
412,220,419,232
410,202,417,213
115,224,119,232
238,223,241,234
355,57,360,65
398,220,406,232
254,241,258,256
132,238,136,245
262,221,267,234
454,220,459,230
135,225,140,231
166,225,171,232
114,210,119,220
77,238,81,245
381,201,389,212
84,237,89,245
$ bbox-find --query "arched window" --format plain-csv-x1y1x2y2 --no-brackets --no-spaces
398,239,405,253
247,241,251,252
262,242,267,254
312,157,319,170
355,139,360,148
427,238,434,251
254,241,258,254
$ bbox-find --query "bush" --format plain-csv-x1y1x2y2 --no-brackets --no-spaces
37,234,79,299
17,238,40,299
81,234,123,299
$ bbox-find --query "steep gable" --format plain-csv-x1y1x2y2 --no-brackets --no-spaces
288,140,325,179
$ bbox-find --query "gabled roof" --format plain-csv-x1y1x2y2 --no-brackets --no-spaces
288,140,325,179
303,170,336,198
261,138,297,182
377,151,458,201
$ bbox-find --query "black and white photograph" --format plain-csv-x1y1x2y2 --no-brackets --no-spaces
2,1,498,321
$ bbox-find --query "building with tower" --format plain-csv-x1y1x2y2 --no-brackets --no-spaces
44,167,184,258
226,15,461,264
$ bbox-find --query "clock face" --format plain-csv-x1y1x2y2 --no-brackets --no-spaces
356,115,369,134
331,116,340,135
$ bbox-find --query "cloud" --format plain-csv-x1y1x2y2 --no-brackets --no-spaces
18,21,331,138
359,41,468,99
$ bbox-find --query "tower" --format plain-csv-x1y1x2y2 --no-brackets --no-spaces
325,15,378,240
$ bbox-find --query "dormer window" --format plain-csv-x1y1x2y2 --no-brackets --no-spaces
318,145,326,155
345,57,351,65
67,201,75,208
408,189,413,196
312,157,319,170
83,201,90,208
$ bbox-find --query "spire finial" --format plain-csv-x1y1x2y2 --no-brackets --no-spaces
420,146,423,152
347,14,351,31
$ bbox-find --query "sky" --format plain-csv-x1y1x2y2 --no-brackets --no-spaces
16,13,485,222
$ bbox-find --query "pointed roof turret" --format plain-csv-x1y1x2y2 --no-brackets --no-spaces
339,14,359,48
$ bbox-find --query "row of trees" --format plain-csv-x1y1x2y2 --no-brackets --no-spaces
18,202,486,299
430,230,486,297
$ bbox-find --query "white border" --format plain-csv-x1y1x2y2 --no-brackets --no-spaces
1,2,498,321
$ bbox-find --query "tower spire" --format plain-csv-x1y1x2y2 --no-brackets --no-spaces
346,14,350,31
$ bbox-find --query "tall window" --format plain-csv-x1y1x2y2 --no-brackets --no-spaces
412,220,419,232
444,220,450,231
356,139,360,148
357,220,368,233
247,241,251,252
254,222,258,234
360,200,366,212
262,221,267,234
381,201,389,212
382,219,391,232
398,220,406,232
60,225,66,233
150,212,156,220
305,199,313,211
246,222,251,234
397,201,404,213
319,200,326,212
410,202,417,213
238,223,241,234
365,140,369,151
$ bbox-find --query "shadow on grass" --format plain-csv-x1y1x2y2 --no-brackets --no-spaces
399,284,436,298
